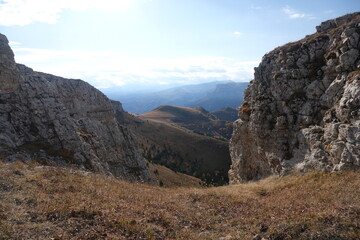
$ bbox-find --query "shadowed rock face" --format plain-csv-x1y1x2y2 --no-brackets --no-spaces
0,34,20,93
0,33,150,182
229,13,360,183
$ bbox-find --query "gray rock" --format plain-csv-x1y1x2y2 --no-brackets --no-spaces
0,34,20,93
230,13,360,183
0,33,150,182
316,12,359,33
111,100,124,112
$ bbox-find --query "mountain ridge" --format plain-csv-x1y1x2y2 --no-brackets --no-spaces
140,105,234,140
104,81,248,114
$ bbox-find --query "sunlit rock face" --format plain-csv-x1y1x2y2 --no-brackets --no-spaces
229,13,360,183
0,33,150,182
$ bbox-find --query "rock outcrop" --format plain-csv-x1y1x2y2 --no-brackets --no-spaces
229,13,360,183
0,33,150,182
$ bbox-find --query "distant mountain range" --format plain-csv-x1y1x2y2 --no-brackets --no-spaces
102,81,249,114
186,82,249,111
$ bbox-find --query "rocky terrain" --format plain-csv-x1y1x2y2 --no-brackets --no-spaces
230,12,360,183
0,33,150,182
1,13,360,240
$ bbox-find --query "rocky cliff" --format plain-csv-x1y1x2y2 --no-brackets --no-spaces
0,33,150,182
229,13,360,183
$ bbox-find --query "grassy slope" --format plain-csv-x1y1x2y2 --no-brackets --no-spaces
140,105,210,123
1,161,359,240
119,111,231,185
210,107,238,122
148,163,203,188
140,105,233,140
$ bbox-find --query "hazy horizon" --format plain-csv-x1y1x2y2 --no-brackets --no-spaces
100,79,243,96
0,0,358,90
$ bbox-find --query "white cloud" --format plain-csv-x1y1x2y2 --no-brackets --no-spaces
11,46,258,88
282,6,306,19
9,41,21,46
0,0,134,26
233,31,243,36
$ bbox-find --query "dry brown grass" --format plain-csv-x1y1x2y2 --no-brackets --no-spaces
148,163,203,188
0,161,359,240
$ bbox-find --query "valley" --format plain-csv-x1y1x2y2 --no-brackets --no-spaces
0,9,359,240
115,108,231,185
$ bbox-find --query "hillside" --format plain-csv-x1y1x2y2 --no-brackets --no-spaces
104,81,248,114
1,161,359,240
148,163,203,188
210,107,238,122
116,110,231,185
140,105,234,140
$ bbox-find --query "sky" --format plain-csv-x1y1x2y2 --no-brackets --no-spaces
0,0,359,90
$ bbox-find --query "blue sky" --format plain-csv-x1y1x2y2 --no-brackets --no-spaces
0,0,358,89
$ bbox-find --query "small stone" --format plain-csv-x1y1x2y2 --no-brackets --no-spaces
219,235,233,240
252,234,262,240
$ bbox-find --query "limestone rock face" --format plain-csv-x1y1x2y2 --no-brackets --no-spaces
0,33,150,182
229,13,360,183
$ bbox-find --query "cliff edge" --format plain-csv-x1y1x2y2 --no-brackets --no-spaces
230,13,360,183
0,33,150,182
